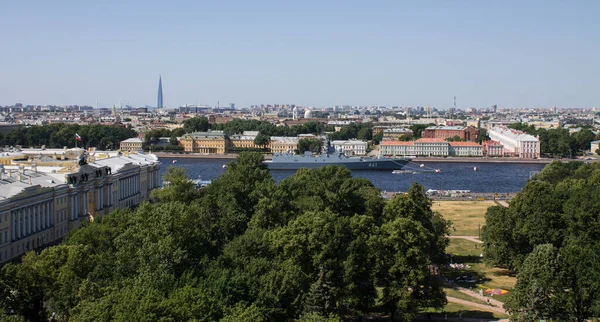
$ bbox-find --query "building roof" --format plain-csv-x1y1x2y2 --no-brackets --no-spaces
448,142,482,147
121,138,143,143
490,126,539,142
415,138,447,143
184,131,225,139
381,141,414,146
425,126,465,130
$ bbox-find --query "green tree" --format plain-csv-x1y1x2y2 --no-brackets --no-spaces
150,167,199,203
253,133,270,149
297,138,323,154
398,134,412,141
182,116,210,133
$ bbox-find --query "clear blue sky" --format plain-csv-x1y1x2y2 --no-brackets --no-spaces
0,1,598,109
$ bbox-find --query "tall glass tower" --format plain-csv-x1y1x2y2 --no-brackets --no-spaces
157,75,163,109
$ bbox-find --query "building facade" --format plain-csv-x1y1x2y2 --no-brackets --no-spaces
330,140,368,156
180,131,229,154
382,128,413,141
448,142,483,157
0,150,160,264
120,138,143,151
488,126,540,158
229,131,268,150
482,140,504,157
380,138,483,157
422,126,478,142
270,137,299,154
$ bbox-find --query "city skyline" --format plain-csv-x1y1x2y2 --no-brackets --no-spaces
0,1,598,109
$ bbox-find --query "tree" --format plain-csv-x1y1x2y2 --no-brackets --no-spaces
150,167,199,203
398,134,412,141
182,117,210,133
253,133,270,149
357,127,372,141
505,244,564,321
297,138,323,154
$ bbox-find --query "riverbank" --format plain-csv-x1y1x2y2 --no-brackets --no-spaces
154,152,559,164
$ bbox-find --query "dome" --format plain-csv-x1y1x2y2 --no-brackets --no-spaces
304,109,312,118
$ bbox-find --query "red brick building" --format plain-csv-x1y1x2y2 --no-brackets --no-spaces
421,126,478,142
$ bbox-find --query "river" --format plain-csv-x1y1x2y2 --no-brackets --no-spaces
158,158,546,193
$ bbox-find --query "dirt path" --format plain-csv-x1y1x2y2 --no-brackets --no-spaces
446,296,507,315
455,287,505,308
496,200,509,207
449,235,483,244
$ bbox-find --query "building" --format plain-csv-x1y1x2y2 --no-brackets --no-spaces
120,138,143,152
379,141,414,157
380,138,483,157
448,142,483,157
330,140,368,156
482,140,504,157
414,138,449,156
591,140,600,155
488,126,540,158
229,131,266,150
157,76,163,109
271,137,298,154
382,128,413,141
180,131,228,154
422,126,478,142
0,150,160,264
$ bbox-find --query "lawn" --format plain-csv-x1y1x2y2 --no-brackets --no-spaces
432,201,495,236
444,238,516,303
423,302,509,319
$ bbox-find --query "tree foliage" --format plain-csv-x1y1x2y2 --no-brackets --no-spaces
0,155,448,321
0,124,137,150
483,161,600,320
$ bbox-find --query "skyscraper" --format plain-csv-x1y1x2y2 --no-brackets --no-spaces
157,75,163,109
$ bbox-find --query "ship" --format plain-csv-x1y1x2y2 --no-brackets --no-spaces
264,148,410,170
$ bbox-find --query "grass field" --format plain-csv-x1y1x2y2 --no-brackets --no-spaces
423,302,509,319
432,200,495,236
434,201,516,304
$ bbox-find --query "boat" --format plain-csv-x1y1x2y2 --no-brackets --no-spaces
435,169,441,173
473,167,478,171
392,170,415,174
172,160,177,164
264,147,410,170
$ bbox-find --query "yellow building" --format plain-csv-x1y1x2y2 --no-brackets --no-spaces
229,131,269,150
180,131,228,154
0,150,160,264
270,137,298,153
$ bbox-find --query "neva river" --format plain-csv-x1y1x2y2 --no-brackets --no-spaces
158,158,546,193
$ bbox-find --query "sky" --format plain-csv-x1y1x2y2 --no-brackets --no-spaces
0,1,598,109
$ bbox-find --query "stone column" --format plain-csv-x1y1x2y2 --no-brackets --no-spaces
12,212,16,240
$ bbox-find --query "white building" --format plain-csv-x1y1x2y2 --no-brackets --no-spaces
488,126,540,158
0,149,160,264
330,140,368,156
380,138,483,157
448,142,483,157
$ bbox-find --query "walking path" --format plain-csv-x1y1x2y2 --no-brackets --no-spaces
449,235,483,244
455,287,505,308
496,200,509,207
446,296,506,315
